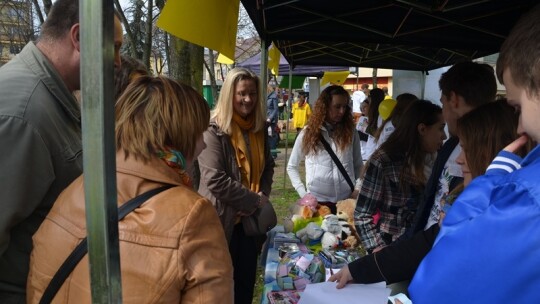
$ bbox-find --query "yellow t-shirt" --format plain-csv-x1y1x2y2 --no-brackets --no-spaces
292,102,312,129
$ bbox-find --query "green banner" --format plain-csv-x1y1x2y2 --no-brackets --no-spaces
279,76,306,89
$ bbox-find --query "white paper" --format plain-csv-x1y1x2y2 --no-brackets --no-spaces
298,281,391,304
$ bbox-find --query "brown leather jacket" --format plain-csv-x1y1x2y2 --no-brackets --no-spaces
27,151,233,304
197,122,275,242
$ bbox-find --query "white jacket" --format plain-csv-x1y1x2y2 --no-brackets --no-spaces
287,127,363,202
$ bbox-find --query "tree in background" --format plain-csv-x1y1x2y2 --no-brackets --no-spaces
5,0,260,94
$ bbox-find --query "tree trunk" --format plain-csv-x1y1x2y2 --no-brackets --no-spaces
114,0,138,58
32,0,44,24
142,0,153,68
169,36,203,93
205,49,218,107
42,0,52,16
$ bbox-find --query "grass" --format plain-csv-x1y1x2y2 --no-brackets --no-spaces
252,133,304,304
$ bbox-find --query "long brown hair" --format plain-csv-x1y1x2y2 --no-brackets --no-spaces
378,100,442,189
457,100,519,178
302,85,354,154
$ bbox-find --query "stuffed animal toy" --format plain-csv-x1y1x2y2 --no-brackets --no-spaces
297,193,318,219
317,205,332,217
336,199,361,247
320,214,342,249
295,222,324,246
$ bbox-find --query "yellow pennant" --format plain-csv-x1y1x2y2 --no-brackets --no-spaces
320,71,350,86
268,43,281,77
217,53,234,65
157,0,240,60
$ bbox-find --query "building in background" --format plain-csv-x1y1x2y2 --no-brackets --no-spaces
0,0,33,66
344,68,394,97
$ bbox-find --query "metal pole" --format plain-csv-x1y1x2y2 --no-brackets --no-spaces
283,65,293,189
261,40,268,98
420,70,426,99
80,1,122,303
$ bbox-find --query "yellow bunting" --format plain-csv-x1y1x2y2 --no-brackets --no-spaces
268,43,281,77
157,0,240,60
217,53,234,65
320,71,350,86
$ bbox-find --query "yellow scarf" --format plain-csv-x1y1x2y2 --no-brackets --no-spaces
230,113,265,193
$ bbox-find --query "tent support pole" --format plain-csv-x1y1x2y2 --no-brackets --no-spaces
261,39,269,96
80,1,122,302
283,64,293,189
420,70,426,99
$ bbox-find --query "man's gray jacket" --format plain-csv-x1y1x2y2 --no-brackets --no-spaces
0,42,83,301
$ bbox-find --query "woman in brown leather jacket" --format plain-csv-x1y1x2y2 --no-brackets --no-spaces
27,76,234,303
197,67,275,304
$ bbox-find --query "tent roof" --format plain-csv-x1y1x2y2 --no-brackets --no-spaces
237,52,347,76
241,0,537,71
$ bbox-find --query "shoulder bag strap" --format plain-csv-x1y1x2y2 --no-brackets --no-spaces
39,185,173,304
319,135,355,192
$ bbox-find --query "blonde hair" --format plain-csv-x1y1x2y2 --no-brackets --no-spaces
115,75,210,162
212,67,265,134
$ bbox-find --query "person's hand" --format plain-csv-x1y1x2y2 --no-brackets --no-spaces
372,245,386,253
438,211,446,227
258,192,269,207
504,134,529,153
350,189,359,199
328,265,353,289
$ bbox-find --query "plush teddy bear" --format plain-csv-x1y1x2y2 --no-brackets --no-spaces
336,198,361,247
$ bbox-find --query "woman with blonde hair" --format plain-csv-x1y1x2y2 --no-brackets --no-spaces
27,76,233,303
197,67,275,304
287,85,363,214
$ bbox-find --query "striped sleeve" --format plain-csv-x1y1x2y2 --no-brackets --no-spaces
486,150,522,175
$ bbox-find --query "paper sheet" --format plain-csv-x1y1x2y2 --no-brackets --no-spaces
298,281,391,304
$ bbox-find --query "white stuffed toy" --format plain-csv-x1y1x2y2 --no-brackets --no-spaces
320,214,342,249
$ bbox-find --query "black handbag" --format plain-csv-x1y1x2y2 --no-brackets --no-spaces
242,201,277,236
39,185,173,304
319,135,355,192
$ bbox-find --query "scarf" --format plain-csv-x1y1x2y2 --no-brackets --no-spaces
230,113,265,192
157,147,192,188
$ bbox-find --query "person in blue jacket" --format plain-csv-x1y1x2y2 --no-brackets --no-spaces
409,5,540,303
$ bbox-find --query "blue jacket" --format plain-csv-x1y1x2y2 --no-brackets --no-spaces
267,91,279,123
409,145,540,303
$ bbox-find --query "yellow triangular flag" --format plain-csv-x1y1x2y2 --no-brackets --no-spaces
157,0,239,60
268,43,281,77
217,53,234,65
320,71,350,86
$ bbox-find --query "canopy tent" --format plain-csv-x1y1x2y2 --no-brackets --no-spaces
237,51,347,76
241,0,536,71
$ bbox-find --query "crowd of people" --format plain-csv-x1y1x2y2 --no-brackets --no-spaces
0,0,539,303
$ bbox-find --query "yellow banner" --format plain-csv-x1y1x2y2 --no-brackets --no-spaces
320,71,350,86
157,0,240,60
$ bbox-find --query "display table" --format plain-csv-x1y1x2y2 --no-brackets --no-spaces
259,226,409,304
259,226,287,304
